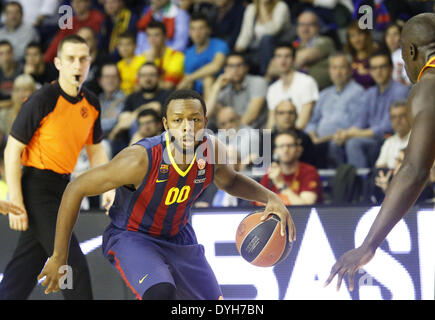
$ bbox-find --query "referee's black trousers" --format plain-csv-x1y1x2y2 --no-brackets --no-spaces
0,167,93,300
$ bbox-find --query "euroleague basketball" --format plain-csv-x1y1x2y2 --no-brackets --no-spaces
235,211,292,267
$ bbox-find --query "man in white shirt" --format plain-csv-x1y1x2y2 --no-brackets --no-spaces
266,42,319,130
375,100,411,169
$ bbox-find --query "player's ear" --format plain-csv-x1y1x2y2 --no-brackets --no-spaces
162,117,168,131
409,43,418,61
54,57,61,71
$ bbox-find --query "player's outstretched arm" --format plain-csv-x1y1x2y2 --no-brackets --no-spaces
37,145,149,294
212,137,296,242
325,81,435,292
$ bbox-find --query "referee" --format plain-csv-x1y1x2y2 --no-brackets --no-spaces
0,35,114,300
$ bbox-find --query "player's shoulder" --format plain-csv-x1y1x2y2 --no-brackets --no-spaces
133,132,166,151
22,81,60,110
411,71,435,108
81,86,101,110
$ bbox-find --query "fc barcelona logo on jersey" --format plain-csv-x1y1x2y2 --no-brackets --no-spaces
160,164,169,173
197,158,206,170
80,106,88,118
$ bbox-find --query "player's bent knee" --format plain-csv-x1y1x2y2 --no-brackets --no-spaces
142,282,176,300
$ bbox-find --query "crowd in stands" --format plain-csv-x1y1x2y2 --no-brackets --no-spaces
0,0,434,208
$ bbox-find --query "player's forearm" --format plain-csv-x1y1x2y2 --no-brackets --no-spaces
224,172,279,204
362,161,430,251
4,143,24,205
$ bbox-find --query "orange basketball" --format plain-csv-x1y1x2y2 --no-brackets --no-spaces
235,211,292,267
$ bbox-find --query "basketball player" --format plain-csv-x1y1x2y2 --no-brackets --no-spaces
37,89,296,299
0,35,114,300
325,13,435,291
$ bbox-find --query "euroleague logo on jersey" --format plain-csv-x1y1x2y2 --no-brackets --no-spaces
80,106,89,119
197,158,206,170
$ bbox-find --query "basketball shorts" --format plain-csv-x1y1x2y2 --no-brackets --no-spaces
102,222,222,300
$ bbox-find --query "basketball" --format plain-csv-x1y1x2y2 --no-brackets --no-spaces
235,211,292,267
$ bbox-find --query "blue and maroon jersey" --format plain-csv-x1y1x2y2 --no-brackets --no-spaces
108,131,214,237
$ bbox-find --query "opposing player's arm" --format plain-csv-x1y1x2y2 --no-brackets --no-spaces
211,136,296,241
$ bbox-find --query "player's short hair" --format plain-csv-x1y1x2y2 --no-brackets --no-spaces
274,41,296,58
369,49,393,67
57,34,89,57
118,31,137,44
162,89,207,118
146,20,167,35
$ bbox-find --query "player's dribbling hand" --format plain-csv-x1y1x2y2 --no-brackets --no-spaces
37,255,66,294
261,195,296,243
0,200,26,216
324,246,375,291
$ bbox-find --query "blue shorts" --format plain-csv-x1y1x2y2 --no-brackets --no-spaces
102,223,222,300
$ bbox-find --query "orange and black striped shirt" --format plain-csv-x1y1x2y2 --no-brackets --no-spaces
10,81,103,175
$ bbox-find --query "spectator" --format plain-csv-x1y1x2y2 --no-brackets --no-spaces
332,51,410,168
43,0,104,63
235,0,291,75
293,11,336,90
23,42,58,87
116,31,146,95
143,20,184,90
135,0,190,54
99,0,139,58
77,26,110,95
212,0,245,50
258,130,323,205
306,52,365,168
206,52,268,129
178,13,229,98
344,20,377,89
375,100,411,169
0,74,35,138
129,109,162,145
216,105,260,171
0,1,40,62
109,62,171,154
8,0,60,28
98,63,126,139
272,99,316,167
383,23,410,86
0,40,22,102
266,42,319,130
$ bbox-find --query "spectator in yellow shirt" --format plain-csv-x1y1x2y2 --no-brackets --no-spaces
116,31,146,94
143,20,184,90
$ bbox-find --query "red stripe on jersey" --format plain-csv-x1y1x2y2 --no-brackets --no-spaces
126,144,162,232
148,164,182,236
169,165,198,236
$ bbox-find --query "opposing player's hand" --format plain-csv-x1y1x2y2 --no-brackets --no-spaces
102,189,116,215
0,200,26,216
324,246,375,291
37,255,66,294
262,195,296,243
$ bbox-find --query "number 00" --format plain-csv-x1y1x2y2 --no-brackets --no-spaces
165,186,191,205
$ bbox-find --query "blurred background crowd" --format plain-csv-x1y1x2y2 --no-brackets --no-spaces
0,0,434,209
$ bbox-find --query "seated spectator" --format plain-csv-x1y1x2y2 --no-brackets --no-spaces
235,0,291,75
116,31,146,95
178,13,229,98
12,0,61,28
77,26,110,95
373,149,435,204
129,109,162,145
98,0,139,59
258,130,323,205
344,20,377,89
0,40,22,103
266,42,319,130
98,63,126,139
272,99,316,167
383,23,410,85
206,52,268,129
215,106,260,171
331,51,410,168
293,11,336,90
375,100,411,169
135,0,190,54
306,52,365,168
109,62,171,154
143,20,184,90
0,1,40,62
23,42,58,87
44,0,104,63
212,0,245,50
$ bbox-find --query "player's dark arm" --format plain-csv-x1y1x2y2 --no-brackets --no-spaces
38,145,149,293
212,137,296,241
